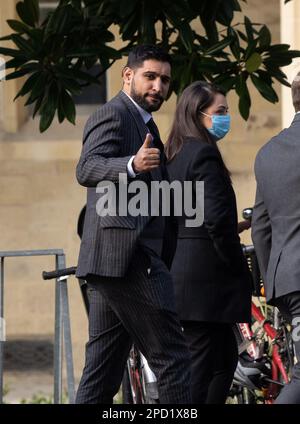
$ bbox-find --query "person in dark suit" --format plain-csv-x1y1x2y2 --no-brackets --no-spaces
165,81,252,403
75,45,191,404
252,73,300,404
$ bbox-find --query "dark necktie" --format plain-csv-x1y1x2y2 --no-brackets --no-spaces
146,118,166,167
146,118,177,269
146,118,165,154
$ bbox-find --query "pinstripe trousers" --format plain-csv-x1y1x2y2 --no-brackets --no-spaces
75,248,192,404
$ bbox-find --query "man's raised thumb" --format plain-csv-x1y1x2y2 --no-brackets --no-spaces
143,133,153,148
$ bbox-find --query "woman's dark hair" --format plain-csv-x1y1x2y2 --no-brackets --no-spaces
125,44,172,69
165,81,230,178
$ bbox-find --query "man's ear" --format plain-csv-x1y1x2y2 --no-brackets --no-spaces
122,67,134,85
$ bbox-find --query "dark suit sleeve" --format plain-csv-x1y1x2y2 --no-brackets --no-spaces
190,145,246,272
76,104,132,187
251,155,272,281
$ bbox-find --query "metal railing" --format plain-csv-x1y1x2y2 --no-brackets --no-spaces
0,249,75,404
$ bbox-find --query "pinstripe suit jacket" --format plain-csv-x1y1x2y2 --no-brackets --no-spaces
76,91,163,278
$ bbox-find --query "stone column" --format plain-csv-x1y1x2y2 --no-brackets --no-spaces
0,0,28,133
280,0,300,128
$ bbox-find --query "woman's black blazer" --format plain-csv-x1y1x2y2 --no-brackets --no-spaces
167,137,252,323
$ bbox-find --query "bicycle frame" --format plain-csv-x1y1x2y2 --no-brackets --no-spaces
251,302,289,402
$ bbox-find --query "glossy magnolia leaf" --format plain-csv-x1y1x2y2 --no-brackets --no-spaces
259,25,271,49
244,16,254,42
25,73,49,105
16,1,36,27
24,0,39,24
4,57,28,69
236,75,251,120
0,46,26,57
11,34,35,55
39,82,59,132
214,75,236,92
245,52,262,73
7,19,30,33
179,22,194,53
228,28,240,60
32,94,43,119
39,106,56,132
60,90,76,125
250,74,278,103
205,37,233,55
4,68,31,80
14,71,40,100
61,78,82,96
57,101,65,124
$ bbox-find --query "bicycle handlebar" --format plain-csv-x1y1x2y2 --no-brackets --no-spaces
42,266,77,280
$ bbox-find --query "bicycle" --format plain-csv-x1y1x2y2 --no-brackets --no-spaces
228,209,295,404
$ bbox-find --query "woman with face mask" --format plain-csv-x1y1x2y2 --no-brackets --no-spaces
165,81,252,404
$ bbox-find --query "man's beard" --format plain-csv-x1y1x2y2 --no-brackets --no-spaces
130,81,164,112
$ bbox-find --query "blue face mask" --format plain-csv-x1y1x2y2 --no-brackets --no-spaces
202,113,231,141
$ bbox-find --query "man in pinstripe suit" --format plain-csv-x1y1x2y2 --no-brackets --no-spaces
75,45,191,404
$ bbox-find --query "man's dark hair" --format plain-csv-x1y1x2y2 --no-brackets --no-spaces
292,72,300,112
125,44,172,69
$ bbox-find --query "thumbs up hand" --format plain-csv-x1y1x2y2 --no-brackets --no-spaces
132,133,160,173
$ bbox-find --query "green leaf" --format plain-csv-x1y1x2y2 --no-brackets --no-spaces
25,0,39,24
16,1,36,27
259,25,271,49
11,34,35,55
39,81,59,132
0,47,26,58
228,28,240,60
235,75,251,120
70,69,100,84
61,78,82,95
244,16,254,42
4,57,27,69
237,30,248,43
179,22,194,53
245,52,262,73
32,94,44,118
250,74,278,103
60,90,76,125
4,68,30,80
268,44,290,53
14,72,40,100
25,72,49,105
39,106,56,132
215,75,236,92
205,37,232,55
57,102,66,124
7,19,30,33
269,71,291,88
